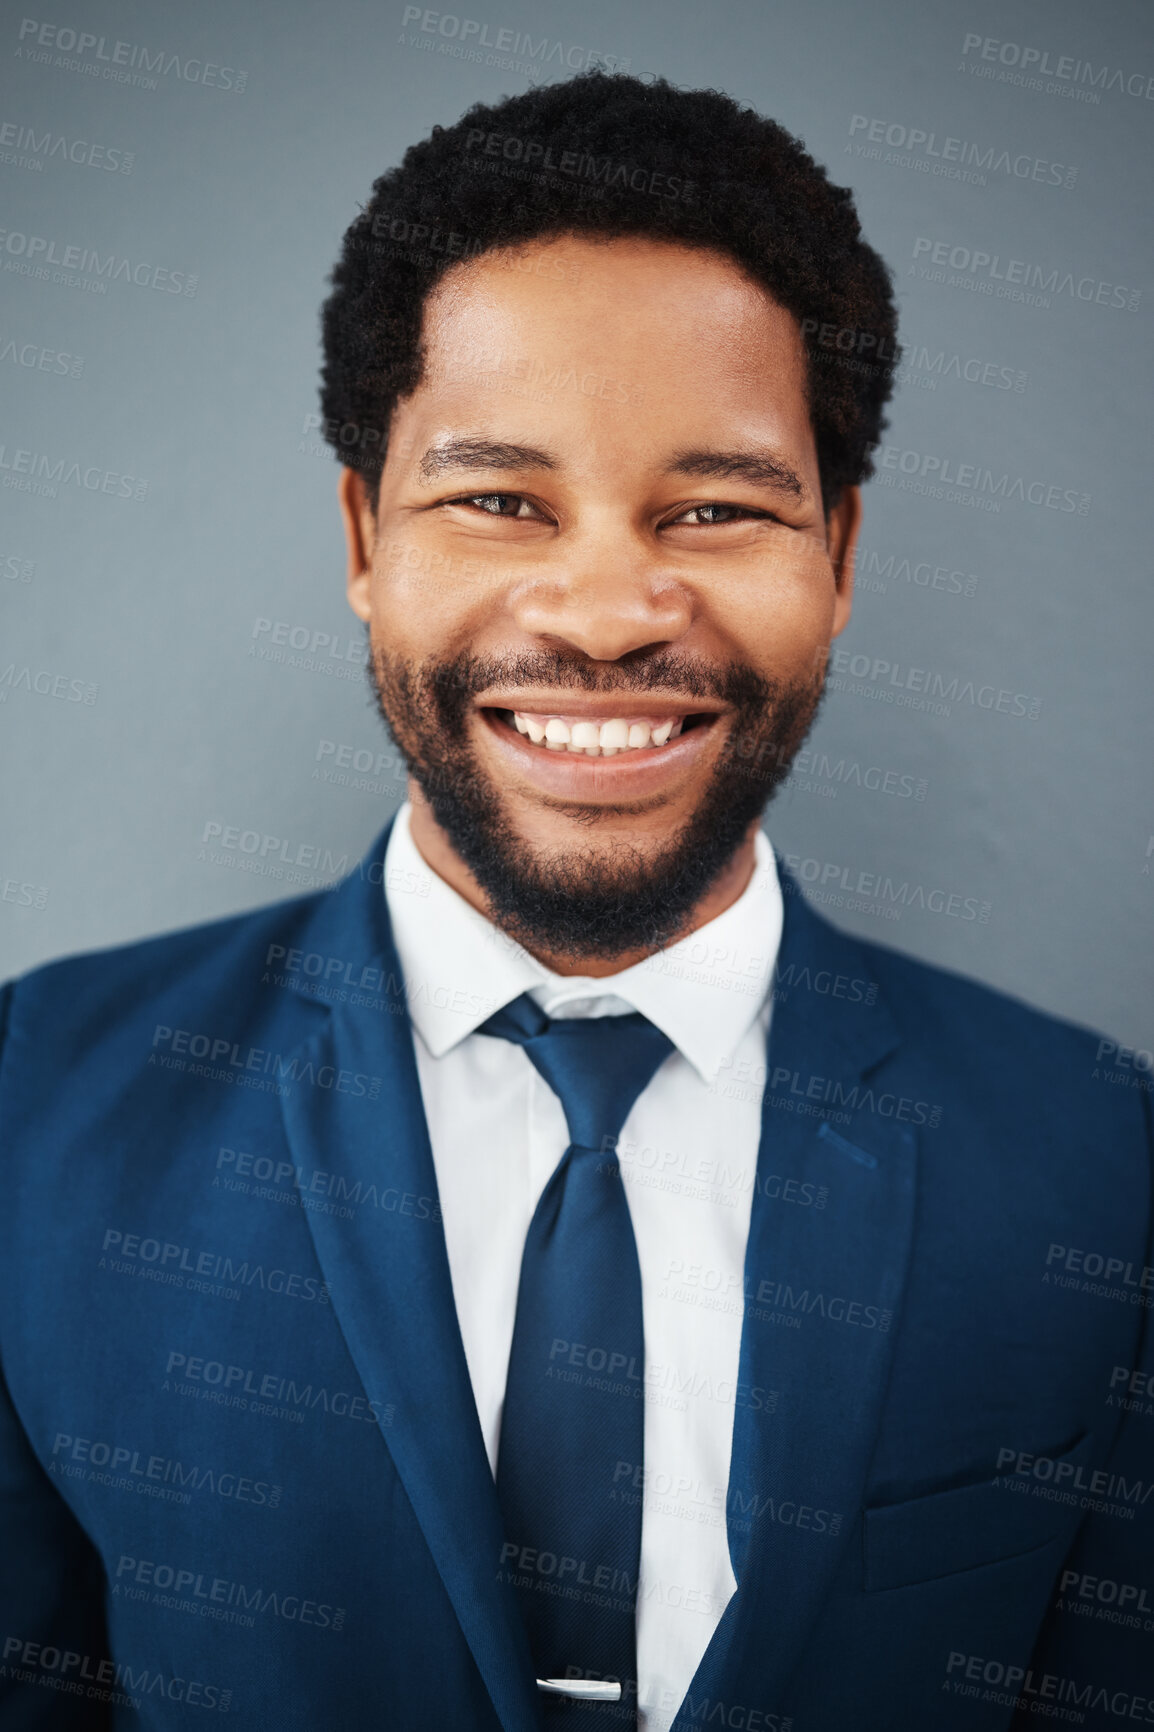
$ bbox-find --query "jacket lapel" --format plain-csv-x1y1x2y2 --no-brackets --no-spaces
276,826,541,1732
673,876,918,1726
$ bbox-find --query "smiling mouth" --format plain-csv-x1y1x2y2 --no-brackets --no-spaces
487,708,717,757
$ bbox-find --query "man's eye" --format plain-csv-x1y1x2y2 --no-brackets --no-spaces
673,503,770,526
455,493,537,517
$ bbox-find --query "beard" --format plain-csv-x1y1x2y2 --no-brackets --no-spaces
368,642,825,965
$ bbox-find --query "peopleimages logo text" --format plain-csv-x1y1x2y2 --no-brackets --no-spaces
849,115,1076,188
399,6,628,72
0,229,195,294
829,649,1041,719
911,238,1139,312
149,1025,382,1101
0,120,134,172
960,34,1154,101
15,20,247,90
877,443,1089,515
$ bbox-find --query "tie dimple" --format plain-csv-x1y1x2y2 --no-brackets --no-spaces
481,993,674,1151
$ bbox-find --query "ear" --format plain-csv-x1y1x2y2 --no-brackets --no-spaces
338,467,377,623
825,485,862,639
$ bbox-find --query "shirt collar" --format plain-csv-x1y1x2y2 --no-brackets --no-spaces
383,803,782,1083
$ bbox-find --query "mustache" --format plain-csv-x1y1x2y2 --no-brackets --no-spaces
399,648,777,711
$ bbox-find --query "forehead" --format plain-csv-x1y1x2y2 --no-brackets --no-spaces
419,234,808,392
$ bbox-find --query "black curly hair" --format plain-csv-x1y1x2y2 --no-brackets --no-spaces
320,70,900,515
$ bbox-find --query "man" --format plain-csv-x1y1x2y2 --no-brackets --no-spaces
0,70,1149,1732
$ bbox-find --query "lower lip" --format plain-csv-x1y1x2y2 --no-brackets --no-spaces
479,710,720,799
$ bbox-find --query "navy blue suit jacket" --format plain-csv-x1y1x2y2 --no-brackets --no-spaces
1,822,1151,1730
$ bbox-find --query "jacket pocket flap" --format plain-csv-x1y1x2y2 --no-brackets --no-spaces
864,1430,1095,1592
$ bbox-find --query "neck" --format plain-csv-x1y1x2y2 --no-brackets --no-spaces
405,784,761,978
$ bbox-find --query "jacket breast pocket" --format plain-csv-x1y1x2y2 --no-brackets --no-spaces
863,1431,1095,1593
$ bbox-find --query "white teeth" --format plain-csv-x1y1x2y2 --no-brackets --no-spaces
509,711,692,756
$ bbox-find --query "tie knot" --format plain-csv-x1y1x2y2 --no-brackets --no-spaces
478,994,674,1150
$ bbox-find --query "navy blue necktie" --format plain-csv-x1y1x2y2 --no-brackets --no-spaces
478,993,674,1725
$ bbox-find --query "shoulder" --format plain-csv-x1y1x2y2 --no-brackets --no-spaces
854,920,1148,1146
860,927,1109,1067
0,888,331,1077
0,819,398,1063
782,881,1149,1146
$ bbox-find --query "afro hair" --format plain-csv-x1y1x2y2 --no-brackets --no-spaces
320,69,900,514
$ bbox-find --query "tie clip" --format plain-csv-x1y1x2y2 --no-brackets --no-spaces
536,1678,623,1701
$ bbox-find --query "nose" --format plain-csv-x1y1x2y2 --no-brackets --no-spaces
507,525,693,663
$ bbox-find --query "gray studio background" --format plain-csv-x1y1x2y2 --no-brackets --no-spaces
2,0,1151,1056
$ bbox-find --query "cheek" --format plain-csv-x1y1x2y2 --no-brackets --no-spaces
369,552,509,653
723,580,836,680
372,552,437,617
369,563,455,657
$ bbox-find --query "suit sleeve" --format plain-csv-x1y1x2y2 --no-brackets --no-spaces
0,982,111,1728
1011,1087,1154,1730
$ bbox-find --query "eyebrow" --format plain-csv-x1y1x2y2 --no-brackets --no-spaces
668,446,806,499
417,437,558,483
415,435,807,500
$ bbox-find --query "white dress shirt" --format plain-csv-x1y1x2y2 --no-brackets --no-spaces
383,803,783,1730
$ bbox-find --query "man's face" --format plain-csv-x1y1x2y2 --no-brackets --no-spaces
342,235,859,967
